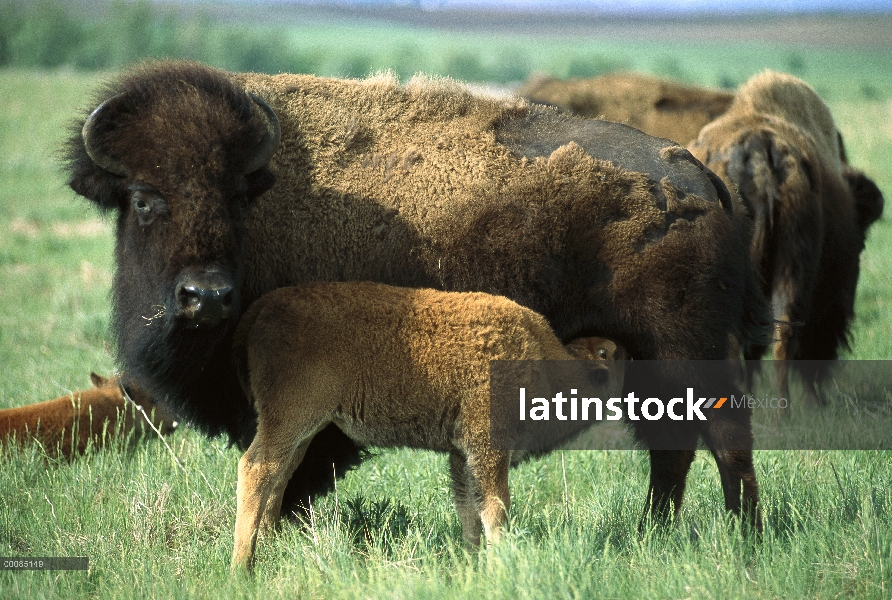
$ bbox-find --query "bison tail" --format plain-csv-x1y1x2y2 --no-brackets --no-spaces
738,269,773,352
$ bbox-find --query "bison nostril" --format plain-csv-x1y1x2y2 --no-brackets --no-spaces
174,279,235,326
177,284,203,311
177,284,201,310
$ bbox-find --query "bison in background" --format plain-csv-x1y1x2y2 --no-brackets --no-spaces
0,373,178,459
517,72,734,145
689,71,884,405
64,61,768,532
521,70,884,406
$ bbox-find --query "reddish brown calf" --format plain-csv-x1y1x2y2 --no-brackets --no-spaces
0,373,178,459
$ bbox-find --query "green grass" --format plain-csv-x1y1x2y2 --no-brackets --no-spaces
1,24,891,600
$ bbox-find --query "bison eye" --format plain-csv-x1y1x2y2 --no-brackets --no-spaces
598,349,607,359
130,189,168,227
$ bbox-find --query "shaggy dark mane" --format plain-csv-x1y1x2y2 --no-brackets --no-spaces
64,60,275,213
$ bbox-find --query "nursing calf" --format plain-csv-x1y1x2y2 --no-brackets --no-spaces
230,282,626,570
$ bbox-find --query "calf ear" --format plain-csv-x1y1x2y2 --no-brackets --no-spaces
844,165,884,232
90,372,108,388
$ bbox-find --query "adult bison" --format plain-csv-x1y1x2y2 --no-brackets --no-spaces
688,71,884,405
518,72,734,145
65,61,767,528
523,70,884,405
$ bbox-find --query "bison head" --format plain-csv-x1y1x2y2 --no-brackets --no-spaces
65,62,280,408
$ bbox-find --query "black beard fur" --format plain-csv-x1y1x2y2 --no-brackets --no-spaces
110,262,368,508
111,261,257,445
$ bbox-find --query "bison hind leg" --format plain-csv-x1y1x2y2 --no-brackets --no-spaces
232,433,314,572
701,415,762,534
280,424,370,520
449,451,483,549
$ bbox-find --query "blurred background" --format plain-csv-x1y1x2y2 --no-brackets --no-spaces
1,0,890,101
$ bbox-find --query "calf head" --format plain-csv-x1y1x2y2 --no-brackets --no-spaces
65,61,280,400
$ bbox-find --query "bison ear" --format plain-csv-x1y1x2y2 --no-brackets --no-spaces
66,92,133,212
90,372,108,387
68,160,129,213
844,165,884,232
244,167,276,199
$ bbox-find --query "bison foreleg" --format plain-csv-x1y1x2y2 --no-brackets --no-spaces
640,448,696,529
453,449,510,548
701,417,762,533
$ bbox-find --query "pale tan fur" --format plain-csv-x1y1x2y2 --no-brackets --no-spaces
0,373,178,459
230,282,625,570
722,71,842,173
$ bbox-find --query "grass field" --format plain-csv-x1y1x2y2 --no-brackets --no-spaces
1,11,891,599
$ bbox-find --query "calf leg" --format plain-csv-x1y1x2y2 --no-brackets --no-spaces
449,451,482,549
464,449,510,546
232,433,313,572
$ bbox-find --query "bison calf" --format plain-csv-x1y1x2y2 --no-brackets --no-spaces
230,281,625,571
0,373,178,459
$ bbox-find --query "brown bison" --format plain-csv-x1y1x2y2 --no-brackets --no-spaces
517,72,734,145
688,71,884,405
65,61,767,529
0,373,178,459
231,281,626,570
522,71,884,405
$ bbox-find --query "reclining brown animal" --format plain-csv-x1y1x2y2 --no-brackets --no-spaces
0,373,179,459
230,281,626,571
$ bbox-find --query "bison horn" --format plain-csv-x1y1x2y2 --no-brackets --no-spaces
82,94,129,177
243,93,281,175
